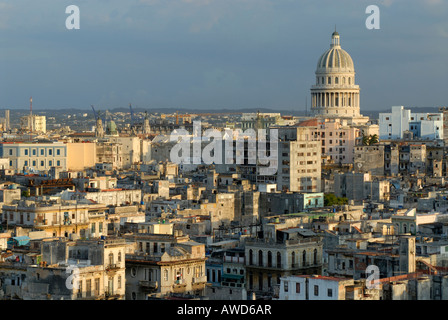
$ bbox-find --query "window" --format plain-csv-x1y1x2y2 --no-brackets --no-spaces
32,149,36,156
57,149,61,155
32,160,36,166
49,161,52,167
86,279,92,297
24,149,28,156
40,149,44,156
40,160,44,167
284,281,289,292
99,222,103,233
95,278,100,296
48,149,52,156
24,160,28,166
314,285,319,296
328,288,333,297
118,275,122,289
277,252,282,268
57,160,60,166
296,283,301,293
9,149,12,155
78,281,83,298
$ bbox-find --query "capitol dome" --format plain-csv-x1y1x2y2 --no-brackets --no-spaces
310,31,361,118
316,32,354,72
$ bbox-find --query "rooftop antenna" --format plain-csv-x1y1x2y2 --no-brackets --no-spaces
29,97,33,140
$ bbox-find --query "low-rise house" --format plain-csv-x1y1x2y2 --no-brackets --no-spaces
279,274,354,300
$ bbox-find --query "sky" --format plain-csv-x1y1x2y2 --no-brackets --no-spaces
0,0,446,112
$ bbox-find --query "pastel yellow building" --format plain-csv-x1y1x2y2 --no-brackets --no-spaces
66,142,97,171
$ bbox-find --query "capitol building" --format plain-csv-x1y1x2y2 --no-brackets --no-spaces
310,31,369,125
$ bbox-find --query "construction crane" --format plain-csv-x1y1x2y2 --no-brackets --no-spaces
161,111,191,125
91,105,98,120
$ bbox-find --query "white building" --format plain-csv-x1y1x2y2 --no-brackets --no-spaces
20,115,46,133
0,141,67,172
279,274,354,300
379,106,443,140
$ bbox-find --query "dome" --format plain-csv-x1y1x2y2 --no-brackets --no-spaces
106,120,118,135
316,32,354,72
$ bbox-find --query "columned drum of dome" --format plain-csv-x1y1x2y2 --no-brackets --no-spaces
310,32,360,118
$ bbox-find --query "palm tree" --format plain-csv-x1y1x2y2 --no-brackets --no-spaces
368,134,379,145
362,135,370,146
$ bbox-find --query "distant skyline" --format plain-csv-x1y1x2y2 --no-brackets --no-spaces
0,0,446,112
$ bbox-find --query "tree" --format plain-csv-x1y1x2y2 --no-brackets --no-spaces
362,135,370,146
324,193,348,206
368,134,379,145
361,134,379,146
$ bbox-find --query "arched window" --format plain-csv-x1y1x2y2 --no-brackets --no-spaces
249,249,253,265
118,251,122,262
328,77,331,84
335,77,339,84
348,78,351,85
277,252,282,268
258,250,263,267
303,250,307,266
291,252,296,268
267,251,272,268
313,249,318,265
109,253,114,266
343,77,346,84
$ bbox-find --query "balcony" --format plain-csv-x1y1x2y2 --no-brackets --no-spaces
224,256,245,264
172,279,187,293
105,264,121,272
192,275,207,284
139,280,158,290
